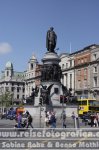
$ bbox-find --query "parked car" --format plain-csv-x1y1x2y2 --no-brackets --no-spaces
6,109,16,120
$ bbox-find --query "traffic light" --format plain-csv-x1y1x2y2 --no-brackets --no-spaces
60,95,63,103
60,95,67,103
39,97,43,105
64,96,67,103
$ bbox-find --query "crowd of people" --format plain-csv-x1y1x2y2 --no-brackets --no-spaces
15,111,99,129
44,110,67,128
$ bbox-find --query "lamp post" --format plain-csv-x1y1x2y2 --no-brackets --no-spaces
61,94,66,128
39,97,43,128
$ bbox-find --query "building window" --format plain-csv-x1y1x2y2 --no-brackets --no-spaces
31,63,33,70
17,87,19,92
22,95,25,99
7,71,9,76
81,58,84,63
5,87,9,92
62,64,64,69
94,66,97,73
93,77,97,87
78,59,80,64
84,68,87,79
66,63,68,68
78,70,81,80
17,94,19,99
84,68,87,75
84,80,87,88
70,60,72,67
65,74,68,87
78,80,81,88
70,74,72,88
12,83,14,86
23,88,25,93
11,87,14,92
17,83,19,86
93,53,97,60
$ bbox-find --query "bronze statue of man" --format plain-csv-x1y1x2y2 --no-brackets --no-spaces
46,27,57,52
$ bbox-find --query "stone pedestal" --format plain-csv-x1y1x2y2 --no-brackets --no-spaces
41,52,63,108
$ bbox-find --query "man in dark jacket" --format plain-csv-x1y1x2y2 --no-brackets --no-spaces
26,113,33,128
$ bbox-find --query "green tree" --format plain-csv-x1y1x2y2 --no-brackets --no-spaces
0,91,12,112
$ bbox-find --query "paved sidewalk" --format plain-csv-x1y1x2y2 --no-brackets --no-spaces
0,117,92,128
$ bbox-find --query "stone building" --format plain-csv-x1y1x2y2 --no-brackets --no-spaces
74,45,91,98
0,61,25,105
24,55,38,98
59,53,75,95
90,45,99,99
35,64,42,87
60,44,99,100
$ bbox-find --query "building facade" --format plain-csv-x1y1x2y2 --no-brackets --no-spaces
60,44,99,100
24,55,38,98
90,45,99,99
0,61,25,104
74,46,91,98
59,53,75,95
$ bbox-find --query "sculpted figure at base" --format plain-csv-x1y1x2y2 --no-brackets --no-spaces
46,27,57,53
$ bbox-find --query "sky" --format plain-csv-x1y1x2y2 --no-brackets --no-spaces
0,0,99,72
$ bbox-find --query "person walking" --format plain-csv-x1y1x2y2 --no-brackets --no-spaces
50,112,56,128
26,113,33,128
17,112,22,128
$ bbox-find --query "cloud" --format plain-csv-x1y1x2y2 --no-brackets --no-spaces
0,42,12,54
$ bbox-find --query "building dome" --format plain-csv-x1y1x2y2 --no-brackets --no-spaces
31,54,36,60
5,61,13,69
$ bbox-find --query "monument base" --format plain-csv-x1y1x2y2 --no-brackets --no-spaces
24,104,78,128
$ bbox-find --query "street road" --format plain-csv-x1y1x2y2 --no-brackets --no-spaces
0,118,99,150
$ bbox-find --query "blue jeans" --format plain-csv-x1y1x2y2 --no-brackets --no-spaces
51,122,56,128
18,122,21,128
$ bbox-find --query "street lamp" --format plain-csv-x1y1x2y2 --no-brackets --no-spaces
39,97,43,128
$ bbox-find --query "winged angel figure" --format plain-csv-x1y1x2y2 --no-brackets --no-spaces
40,84,54,104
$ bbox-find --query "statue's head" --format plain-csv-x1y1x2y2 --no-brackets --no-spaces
43,85,47,89
50,27,54,31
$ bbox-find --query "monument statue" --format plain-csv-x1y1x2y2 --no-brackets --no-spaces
40,84,54,104
46,27,57,52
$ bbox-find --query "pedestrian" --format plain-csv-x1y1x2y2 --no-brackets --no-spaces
26,113,33,128
47,111,52,127
97,113,99,126
71,111,75,119
17,112,22,128
61,111,66,128
90,114,94,127
93,115,98,127
45,114,49,127
50,112,56,128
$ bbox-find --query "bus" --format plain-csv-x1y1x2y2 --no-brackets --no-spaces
78,98,99,116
